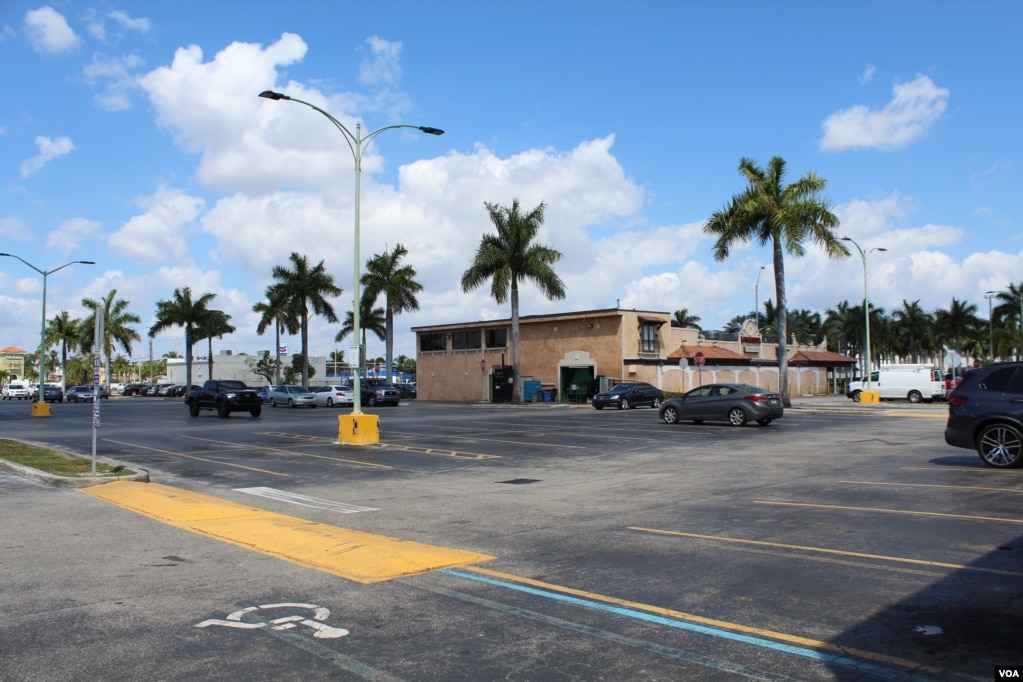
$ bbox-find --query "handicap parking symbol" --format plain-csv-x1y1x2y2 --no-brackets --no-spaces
196,602,349,639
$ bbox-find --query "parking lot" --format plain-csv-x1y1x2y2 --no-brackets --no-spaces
1,397,1020,681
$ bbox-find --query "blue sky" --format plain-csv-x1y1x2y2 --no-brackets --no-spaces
1,0,1020,364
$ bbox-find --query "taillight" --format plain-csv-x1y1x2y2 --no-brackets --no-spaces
745,395,769,403
947,395,968,407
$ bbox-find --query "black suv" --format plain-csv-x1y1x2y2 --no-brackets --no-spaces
591,381,663,410
945,362,1023,468
345,378,400,407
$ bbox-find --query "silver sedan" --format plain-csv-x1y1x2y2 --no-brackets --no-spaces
313,385,354,407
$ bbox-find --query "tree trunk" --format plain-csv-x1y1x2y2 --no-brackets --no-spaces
774,242,790,406
511,283,522,404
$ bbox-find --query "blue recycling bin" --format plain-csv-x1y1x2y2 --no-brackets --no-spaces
543,390,553,402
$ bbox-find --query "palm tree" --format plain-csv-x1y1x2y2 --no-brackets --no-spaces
989,284,1023,359
461,199,566,403
362,244,423,385
194,310,235,381
671,308,702,329
933,298,982,368
268,252,342,387
44,310,81,393
891,300,934,363
80,289,142,391
335,296,387,375
149,287,217,390
253,288,301,387
704,156,847,403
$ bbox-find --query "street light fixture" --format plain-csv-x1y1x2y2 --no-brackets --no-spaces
258,90,443,426
0,253,95,416
841,237,886,391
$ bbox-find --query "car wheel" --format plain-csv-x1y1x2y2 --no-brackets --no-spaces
661,406,680,424
756,418,773,426
189,401,200,417
288,399,295,408
327,397,334,407
619,398,630,410
652,397,662,408
907,390,922,404
369,395,378,407
976,423,1023,468
216,401,230,418
250,406,261,418
270,398,277,407
850,391,862,403
727,407,748,426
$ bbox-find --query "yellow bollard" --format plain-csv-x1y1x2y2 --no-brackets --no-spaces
859,390,880,404
31,402,52,417
339,413,380,445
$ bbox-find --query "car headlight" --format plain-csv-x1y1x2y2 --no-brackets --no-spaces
225,392,237,399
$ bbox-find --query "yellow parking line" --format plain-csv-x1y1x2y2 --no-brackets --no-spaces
839,480,1023,494
628,527,1022,577
81,481,494,583
754,500,1023,525
460,565,939,674
885,411,946,418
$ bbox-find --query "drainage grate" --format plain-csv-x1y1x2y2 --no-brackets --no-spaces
497,478,541,485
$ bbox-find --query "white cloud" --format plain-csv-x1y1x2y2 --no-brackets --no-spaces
821,75,949,151
24,6,80,54
107,186,206,263
20,135,75,177
857,64,876,85
0,216,29,239
359,36,402,86
84,53,145,110
109,10,151,33
45,217,102,254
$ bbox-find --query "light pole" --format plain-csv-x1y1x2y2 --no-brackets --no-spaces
841,237,886,391
0,253,94,416
754,265,765,331
985,291,997,359
258,90,442,419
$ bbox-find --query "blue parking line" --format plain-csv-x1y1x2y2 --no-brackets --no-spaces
443,569,932,682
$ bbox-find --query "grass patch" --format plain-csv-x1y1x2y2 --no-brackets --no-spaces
0,439,134,477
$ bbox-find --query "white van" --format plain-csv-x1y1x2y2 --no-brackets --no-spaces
846,367,945,403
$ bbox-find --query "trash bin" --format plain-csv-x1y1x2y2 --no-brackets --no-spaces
543,390,553,402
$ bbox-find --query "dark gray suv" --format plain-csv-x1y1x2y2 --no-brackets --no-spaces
944,362,1023,468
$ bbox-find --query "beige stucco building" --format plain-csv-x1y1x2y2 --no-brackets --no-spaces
413,308,854,402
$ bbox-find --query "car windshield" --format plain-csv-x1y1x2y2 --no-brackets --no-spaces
287,386,310,393
610,384,632,394
219,380,247,390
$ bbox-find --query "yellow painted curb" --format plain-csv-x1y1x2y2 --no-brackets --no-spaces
82,481,494,583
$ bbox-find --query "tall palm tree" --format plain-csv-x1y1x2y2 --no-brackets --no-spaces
671,308,702,329
891,299,934,363
990,283,1023,359
80,289,142,391
194,310,236,381
253,288,301,387
461,199,566,403
149,287,217,390
268,252,342,387
704,156,847,403
933,298,982,368
335,296,387,376
362,244,423,385
44,310,81,393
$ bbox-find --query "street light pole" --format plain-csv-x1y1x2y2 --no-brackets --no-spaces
258,90,442,418
754,265,765,331
985,291,997,359
841,237,886,391
0,253,94,416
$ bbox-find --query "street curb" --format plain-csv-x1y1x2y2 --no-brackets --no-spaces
0,439,149,489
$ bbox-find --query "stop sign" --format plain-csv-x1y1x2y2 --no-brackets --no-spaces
694,351,705,367
480,359,486,372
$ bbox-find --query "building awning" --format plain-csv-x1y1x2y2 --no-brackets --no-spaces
790,350,856,366
638,315,667,326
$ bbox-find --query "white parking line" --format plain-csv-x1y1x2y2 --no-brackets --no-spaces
234,487,377,514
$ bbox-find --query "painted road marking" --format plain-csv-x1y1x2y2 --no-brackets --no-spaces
196,602,349,638
446,567,937,679
103,439,289,477
754,499,1023,525
184,434,393,469
628,527,1023,578
885,411,946,419
235,487,377,513
81,481,493,583
839,480,1023,494
262,431,502,461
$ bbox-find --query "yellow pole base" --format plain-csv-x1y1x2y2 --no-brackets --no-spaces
339,413,380,445
860,390,880,404
31,402,52,416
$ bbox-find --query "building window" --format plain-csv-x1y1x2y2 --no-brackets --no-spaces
485,328,507,348
420,333,447,352
640,324,658,353
452,330,482,350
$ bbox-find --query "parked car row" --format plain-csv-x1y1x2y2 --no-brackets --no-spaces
591,381,785,428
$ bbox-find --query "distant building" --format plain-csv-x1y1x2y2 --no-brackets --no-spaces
1,346,28,380
166,351,328,386
413,308,855,402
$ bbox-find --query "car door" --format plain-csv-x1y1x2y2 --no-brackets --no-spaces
978,366,1023,420
680,386,714,419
